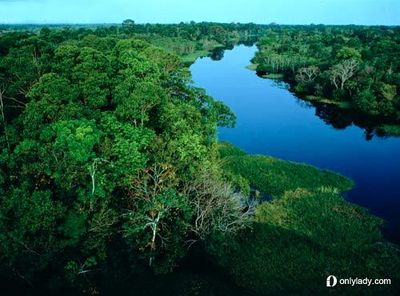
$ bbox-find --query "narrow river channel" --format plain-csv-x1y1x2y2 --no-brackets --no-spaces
190,44,400,242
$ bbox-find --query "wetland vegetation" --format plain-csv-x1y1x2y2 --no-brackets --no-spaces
0,21,399,295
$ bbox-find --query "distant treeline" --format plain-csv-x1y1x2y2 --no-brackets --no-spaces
253,26,400,135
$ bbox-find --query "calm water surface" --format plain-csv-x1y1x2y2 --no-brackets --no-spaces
190,45,400,242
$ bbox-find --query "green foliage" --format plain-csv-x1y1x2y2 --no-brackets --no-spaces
254,26,400,133
353,89,379,115
336,46,362,61
214,142,400,295
123,189,192,274
217,141,246,158
61,210,87,246
0,189,65,277
223,171,251,197
114,79,165,125
1,23,399,295
377,124,400,136
219,142,353,198
213,189,400,295
0,28,237,290
53,119,100,163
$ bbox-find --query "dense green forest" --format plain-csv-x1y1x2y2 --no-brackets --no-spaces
252,26,400,135
0,23,399,295
0,21,263,64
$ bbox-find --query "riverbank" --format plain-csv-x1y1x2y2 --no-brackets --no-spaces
190,44,400,244
247,62,400,136
249,28,400,137
214,142,400,295
219,142,353,197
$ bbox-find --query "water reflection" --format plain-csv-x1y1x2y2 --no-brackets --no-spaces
210,47,226,61
191,45,400,242
252,70,400,141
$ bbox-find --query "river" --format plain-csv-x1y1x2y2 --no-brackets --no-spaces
190,44,400,242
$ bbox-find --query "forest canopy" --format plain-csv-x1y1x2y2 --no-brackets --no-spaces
0,23,253,291
0,23,399,295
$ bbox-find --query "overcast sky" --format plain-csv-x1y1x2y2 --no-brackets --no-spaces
0,0,399,25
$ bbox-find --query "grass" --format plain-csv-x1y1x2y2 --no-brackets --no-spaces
305,95,351,109
147,36,220,66
218,142,353,198
213,189,400,295
213,142,400,295
262,73,284,80
180,50,210,64
245,64,284,80
245,64,258,71
218,142,247,158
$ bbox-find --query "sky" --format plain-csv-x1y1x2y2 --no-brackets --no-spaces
0,0,399,25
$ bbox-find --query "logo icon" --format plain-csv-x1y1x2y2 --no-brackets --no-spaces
326,275,338,287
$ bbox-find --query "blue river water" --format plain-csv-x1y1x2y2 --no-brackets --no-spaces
190,45,400,242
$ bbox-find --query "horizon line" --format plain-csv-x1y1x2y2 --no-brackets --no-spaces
1,21,400,27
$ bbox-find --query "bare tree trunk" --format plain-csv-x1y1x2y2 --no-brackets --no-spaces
332,78,339,89
147,211,161,267
90,166,96,195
